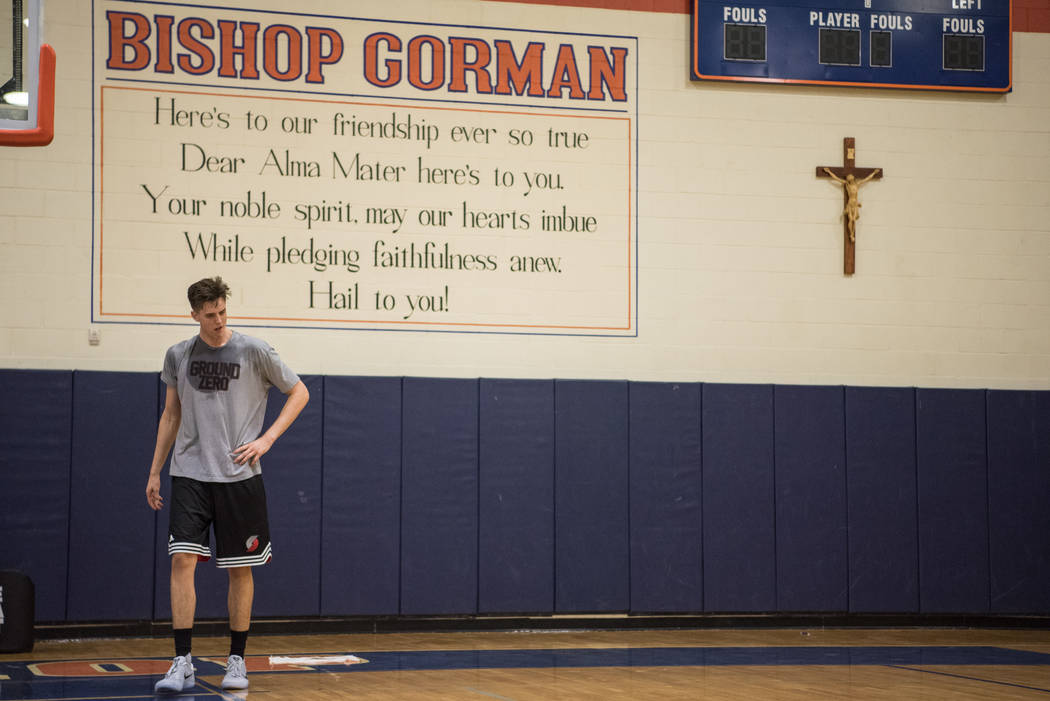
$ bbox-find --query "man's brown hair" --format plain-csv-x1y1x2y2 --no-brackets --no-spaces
187,276,231,311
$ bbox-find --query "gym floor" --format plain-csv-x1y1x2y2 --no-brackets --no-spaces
2,627,1050,699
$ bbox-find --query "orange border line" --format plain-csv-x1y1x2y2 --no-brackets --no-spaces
97,86,635,333
109,84,630,121
626,117,632,329
97,311,631,331
691,71,1012,93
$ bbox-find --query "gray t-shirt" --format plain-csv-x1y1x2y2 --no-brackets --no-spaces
161,331,300,483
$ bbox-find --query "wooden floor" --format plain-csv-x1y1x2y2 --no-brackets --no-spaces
2,627,1049,699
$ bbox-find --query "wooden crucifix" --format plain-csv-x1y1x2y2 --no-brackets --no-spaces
816,137,883,275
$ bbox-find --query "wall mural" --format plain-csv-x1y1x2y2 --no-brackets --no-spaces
92,2,638,336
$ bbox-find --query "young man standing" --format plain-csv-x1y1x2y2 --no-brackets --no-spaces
145,277,309,693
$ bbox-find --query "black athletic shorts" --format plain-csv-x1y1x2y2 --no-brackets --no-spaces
167,475,272,568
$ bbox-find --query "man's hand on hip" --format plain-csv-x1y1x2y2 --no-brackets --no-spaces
232,435,275,467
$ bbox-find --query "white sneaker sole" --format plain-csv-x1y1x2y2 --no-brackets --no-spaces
154,672,195,693
221,676,249,690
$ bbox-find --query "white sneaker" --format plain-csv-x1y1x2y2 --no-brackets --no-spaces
221,654,249,690
154,654,195,693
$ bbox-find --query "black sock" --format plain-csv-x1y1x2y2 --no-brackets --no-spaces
230,629,248,658
174,628,192,658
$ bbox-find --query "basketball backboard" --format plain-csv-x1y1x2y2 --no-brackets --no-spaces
0,0,55,146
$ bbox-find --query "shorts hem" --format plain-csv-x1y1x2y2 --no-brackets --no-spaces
168,542,212,560
216,543,272,568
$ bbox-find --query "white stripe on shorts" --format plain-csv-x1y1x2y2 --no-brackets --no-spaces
216,542,272,568
169,542,212,557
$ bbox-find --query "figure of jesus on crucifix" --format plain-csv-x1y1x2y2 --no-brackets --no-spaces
821,167,881,242
816,137,884,275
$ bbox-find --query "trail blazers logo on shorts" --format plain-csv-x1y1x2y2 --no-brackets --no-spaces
245,535,260,552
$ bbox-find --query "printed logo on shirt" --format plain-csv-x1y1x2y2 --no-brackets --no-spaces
245,535,260,552
189,360,241,391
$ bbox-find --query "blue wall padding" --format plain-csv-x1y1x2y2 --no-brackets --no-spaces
844,387,918,612
321,376,402,615
67,372,158,621
478,379,555,614
400,378,479,615
916,388,989,613
987,390,1050,613
3,367,1048,623
252,375,324,617
0,370,72,622
774,385,847,612
702,384,775,612
628,382,702,613
555,380,630,613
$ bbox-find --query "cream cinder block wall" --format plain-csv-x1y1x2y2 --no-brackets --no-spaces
1,0,1047,389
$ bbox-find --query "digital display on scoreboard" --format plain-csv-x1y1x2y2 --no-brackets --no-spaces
691,0,1011,92
724,23,767,61
944,34,985,70
819,28,861,66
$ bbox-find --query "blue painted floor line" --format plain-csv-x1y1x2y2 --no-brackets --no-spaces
302,645,1050,672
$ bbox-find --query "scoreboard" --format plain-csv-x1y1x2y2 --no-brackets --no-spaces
691,0,1011,92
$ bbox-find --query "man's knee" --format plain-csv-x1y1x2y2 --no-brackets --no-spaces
171,553,198,573
227,566,253,583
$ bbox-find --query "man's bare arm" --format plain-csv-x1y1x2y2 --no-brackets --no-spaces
232,380,310,466
146,385,181,511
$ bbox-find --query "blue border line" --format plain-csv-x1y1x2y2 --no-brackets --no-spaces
107,0,638,40
4,646,1050,679
87,317,637,339
90,0,97,332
